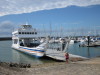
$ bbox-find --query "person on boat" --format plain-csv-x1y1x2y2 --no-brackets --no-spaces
62,39,66,51
65,52,69,63
20,42,24,46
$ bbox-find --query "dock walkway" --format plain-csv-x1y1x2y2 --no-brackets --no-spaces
46,49,66,61
45,49,88,61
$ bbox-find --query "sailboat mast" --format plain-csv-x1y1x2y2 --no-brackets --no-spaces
49,22,52,37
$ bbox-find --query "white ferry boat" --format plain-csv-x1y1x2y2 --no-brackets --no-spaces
12,24,48,58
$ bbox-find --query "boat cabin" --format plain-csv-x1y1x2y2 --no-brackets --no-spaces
12,25,40,48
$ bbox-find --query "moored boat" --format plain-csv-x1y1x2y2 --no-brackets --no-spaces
12,24,48,58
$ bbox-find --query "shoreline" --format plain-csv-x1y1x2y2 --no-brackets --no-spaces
0,56,87,68
0,56,100,75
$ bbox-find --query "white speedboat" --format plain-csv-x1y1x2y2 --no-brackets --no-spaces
12,24,48,58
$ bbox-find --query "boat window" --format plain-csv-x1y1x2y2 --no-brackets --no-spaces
30,32,32,34
25,32,27,34
29,43,40,47
22,32,24,34
35,32,37,34
27,32,29,34
19,32,21,34
32,32,34,34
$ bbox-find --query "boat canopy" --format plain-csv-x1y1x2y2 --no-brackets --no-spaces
21,25,32,29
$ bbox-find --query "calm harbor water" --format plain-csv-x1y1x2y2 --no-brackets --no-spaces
68,43,100,58
0,40,55,64
0,40,100,64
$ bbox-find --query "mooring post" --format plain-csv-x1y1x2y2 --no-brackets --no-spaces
87,36,90,46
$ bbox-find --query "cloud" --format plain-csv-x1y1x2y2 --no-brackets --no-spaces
0,21,14,29
0,21,14,37
0,0,100,16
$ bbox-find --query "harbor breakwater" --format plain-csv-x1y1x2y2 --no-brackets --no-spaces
0,37,12,41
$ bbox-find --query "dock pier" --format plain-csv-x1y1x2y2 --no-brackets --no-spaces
45,49,88,61
45,49,66,61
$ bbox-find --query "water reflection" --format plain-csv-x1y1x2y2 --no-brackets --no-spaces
87,47,90,58
0,41,100,63
12,49,43,64
68,43,100,58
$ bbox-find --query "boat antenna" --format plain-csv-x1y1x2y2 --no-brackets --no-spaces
43,24,46,37
60,24,63,38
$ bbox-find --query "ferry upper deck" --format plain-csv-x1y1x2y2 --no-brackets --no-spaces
12,25,38,39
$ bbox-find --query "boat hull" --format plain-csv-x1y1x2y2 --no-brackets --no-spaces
12,46,45,58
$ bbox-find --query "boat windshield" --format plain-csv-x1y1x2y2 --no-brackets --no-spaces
20,39,40,47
